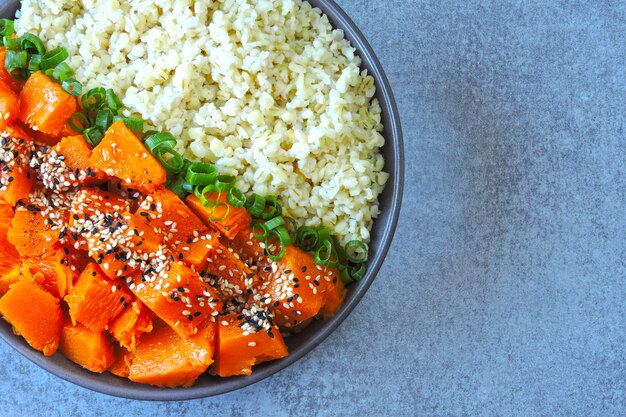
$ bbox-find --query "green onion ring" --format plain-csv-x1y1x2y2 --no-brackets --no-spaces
0,19,15,38
185,162,218,186
295,226,319,252
215,174,235,191
83,126,104,146
209,202,230,222
264,216,285,231
3,37,20,51
62,78,83,96
40,47,68,70
144,132,176,152
252,222,268,241
81,87,106,112
259,195,282,220
227,187,246,208
20,33,45,55
245,193,266,217
156,148,185,176
5,50,27,71
344,240,368,263
69,112,90,133
112,116,144,131
314,240,333,266
105,88,123,113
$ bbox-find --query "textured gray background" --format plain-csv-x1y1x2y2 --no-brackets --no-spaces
1,1,625,416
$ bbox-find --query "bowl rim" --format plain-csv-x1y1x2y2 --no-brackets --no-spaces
0,0,404,401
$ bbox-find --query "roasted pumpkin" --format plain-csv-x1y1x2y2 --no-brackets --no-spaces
128,321,216,387
19,71,77,137
60,320,115,373
0,280,63,356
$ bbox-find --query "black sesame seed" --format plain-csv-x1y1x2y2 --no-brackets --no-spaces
301,266,307,272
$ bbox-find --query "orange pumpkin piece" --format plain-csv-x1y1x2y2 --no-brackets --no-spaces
0,280,63,356
52,135,106,184
108,299,153,351
0,80,20,128
96,211,164,279
186,191,251,241
0,204,19,277
8,206,59,258
172,229,256,299
68,188,131,251
319,274,345,319
0,266,20,296
65,263,132,332
0,134,35,206
21,247,79,299
60,320,115,373
109,346,134,378
128,321,216,387
213,313,288,377
137,187,206,247
19,71,77,136
258,245,340,328
0,48,23,93
90,121,166,194
131,261,222,338
173,229,221,271
223,224,265,266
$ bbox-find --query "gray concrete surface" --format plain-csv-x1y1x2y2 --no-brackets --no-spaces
1,1,624,416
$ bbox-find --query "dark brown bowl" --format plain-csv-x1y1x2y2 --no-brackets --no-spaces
0,0,404,400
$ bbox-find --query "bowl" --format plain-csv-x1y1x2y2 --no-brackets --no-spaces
0,0,404,400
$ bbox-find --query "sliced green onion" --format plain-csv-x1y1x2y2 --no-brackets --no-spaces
316,228,331,247
227,187,246,208
69,112,90,133
156,148,185,176
94,109,113,130
265,225,291,261
209,202,229,222
55,62,74,76
264,216,285,231
215,175,235,191
295,226,319,252
252,222,268,241
0,19,15,38
3,36,20,51
5,50,27,71
144,132,175,152
185,162,218,186
81,87,106,111
142,130,159,140
62,78,82,96
83,126,104,146
20,33,45,55
314,240,333,266
196,184,220,207
245,193,266,217
112,116,144,131
105,88,123,113
27,54,42,72
349,262,366,281
166,176,190,200
259,195,281,220
40,47,68,70
344,240,368,263
339,265,352,284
